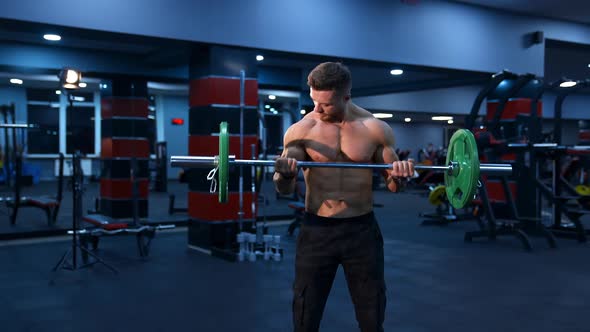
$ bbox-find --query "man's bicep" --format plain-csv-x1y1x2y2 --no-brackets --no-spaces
372,121,399,179
373,121,399,164
282,144,306,160
281,127,306,160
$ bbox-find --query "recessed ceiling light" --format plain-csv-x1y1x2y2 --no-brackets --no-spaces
559,81,577,88
55,90,61,95
78,82,87,88
373,113,393,119
447,120,454,124
432,116,453,121
44,34,61,41
256,55,264,61
390,69,403,76
10,78,23,85
404,117,411,122
265,105,270,109
268,95,276,100
300,109,306,115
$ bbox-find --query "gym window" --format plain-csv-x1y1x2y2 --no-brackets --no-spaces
26,89,60,154
66,92,95,155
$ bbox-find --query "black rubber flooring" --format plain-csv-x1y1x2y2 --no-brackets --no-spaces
1,186,590,332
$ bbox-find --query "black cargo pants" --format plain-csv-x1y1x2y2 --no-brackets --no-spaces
293,211,386,332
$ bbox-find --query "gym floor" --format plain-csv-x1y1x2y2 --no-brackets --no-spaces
1,182,590,332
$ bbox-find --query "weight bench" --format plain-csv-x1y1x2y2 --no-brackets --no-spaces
80,213,174,259
9,153,64,226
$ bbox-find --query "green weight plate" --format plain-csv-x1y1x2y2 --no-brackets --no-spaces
444,129,480,209
218,122,229,203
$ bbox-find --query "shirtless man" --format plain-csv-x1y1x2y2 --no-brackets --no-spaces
274,62,414,332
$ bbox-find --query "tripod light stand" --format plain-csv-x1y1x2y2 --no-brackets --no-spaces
51,69,117,280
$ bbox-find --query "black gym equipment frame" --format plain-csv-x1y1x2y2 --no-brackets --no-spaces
153,141,168,192
553,79,590,145
487,73,537,136
464,74,557,251
465,70,518,130
537,79,590,242
530,146,590,242
0,103,66,227
0,103,17,188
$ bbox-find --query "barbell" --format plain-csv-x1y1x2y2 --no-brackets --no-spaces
170,122,513,209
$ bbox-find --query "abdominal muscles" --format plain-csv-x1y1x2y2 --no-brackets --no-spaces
305,167,374,218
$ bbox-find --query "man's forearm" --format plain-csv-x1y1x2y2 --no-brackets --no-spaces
273,172,297,195
386,176,407,193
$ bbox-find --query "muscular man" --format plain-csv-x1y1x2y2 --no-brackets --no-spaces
274,62,414,332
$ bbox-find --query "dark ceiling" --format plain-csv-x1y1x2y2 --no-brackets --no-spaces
451,0,590,25
0,1,589,98
0,17,493,97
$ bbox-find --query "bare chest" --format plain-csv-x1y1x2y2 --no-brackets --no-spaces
303,122,376,163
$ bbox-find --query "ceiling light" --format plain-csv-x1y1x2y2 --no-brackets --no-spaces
43,34,61,41
78,82,87,88
265,105,270,109
300,109,306,115
390,69,403,76
404,117,411,122
270,108,276,112
432,116,453,121
559,80,577,88
448,120,454,124
256,55,264,61
373,113,393,119
268,95,276,100
10,78,23,85
55,90,61,95
73,96,85,102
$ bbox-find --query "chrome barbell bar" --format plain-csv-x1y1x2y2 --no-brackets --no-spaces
170,156,513,176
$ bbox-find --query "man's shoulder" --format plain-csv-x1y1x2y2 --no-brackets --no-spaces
352,105,380,123
359,114,388,130
286,116,316,138
359,114,393,141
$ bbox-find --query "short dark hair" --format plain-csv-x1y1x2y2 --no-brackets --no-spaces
307,62,351,95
